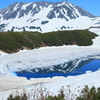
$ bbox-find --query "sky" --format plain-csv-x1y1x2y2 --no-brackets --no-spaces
0,0,100,16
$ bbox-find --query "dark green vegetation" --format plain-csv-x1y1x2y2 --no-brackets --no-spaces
0,30,97,53
7,85,100,100
76,85,100,100
8,94,27,100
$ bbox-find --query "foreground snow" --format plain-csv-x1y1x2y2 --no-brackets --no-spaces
0,70,100,100
0,29,100,99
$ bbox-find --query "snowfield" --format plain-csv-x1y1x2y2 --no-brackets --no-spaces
2,16,100,33
0,29,100,99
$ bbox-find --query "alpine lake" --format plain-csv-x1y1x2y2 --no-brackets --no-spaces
16,58,100,79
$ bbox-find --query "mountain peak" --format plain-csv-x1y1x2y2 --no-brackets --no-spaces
0,1,98,32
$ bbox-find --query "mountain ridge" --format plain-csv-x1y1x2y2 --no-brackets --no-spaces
0,1,95,20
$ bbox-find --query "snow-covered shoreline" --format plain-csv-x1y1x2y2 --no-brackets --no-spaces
0,45,100,76
2,43,100,74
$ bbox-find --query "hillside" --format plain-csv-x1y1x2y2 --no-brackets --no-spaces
0,30,97,53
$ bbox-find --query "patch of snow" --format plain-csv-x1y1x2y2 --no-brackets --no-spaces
13,3,19,11
21,3,32,10
32,3,37,8
0,51,8,57
89,28,100,35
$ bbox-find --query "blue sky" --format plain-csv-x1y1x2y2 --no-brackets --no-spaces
0,0,100,16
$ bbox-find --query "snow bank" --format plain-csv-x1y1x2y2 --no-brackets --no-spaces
89,28,100,35
0,51,8,57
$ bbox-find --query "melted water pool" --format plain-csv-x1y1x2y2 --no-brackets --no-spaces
16,60,100,79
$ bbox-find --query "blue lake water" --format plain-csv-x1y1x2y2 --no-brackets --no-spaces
16,59,100,79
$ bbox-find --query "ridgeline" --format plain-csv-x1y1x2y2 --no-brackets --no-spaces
0,30,97,53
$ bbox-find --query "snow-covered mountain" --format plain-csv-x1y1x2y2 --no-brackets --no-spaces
0,1,100,32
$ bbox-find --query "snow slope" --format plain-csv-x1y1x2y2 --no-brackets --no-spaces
2,16,100,33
